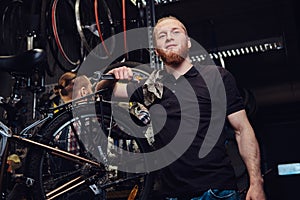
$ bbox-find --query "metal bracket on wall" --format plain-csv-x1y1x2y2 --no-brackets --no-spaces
190,36,284,68
144,0,159,69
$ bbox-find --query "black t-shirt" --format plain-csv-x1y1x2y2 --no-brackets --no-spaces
127,63,245,198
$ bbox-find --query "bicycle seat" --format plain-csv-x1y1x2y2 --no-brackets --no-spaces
0,49,46,74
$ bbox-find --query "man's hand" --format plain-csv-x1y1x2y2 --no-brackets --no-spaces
246,181,266,200
95,66,133,98
107,66,133,81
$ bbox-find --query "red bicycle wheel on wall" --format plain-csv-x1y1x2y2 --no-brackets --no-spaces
49,0,83,72
75,0,115,59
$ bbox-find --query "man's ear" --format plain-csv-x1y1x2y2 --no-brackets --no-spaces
154,49,163,62
80,87,86,97
187,37,191,48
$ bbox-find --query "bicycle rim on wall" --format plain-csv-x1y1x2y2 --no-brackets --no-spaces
75,0,115,60
0,0,27,55
48,0,84,72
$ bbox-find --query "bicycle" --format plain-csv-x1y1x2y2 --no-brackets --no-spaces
0,48,46,199
0,49,154,199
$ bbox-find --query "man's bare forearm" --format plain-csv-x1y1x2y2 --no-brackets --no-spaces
236,126,263,186
95,79,117,91
228,110,266,199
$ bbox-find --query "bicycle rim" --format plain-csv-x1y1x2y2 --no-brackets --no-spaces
103,61,152,82
75,0,115,59
0,0,27,55
49,0,83,71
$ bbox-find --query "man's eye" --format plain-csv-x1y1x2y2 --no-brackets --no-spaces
158,34,166,39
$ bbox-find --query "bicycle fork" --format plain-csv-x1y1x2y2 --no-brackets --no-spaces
0,121,11,157
0,121,12,198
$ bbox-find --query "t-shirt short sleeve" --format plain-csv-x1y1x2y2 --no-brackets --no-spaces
220,68,245,115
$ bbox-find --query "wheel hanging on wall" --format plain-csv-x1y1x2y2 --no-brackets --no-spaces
75,0,115,59
0,0,27,55
48,0,84,72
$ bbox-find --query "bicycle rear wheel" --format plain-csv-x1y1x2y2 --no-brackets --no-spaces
25,102,153,200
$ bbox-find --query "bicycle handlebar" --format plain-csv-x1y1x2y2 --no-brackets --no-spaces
99,73,115,80
46,87,111,113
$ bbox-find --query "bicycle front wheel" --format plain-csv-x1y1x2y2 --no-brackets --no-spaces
25,103,154,200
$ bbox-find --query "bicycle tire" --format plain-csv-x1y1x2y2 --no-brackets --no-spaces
25,103,153,200
75,0,115,59
104,61,153,82
49,0,83,71
0,0,27,55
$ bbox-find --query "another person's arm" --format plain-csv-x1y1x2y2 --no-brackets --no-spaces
95,66,133,98
228,109,266,200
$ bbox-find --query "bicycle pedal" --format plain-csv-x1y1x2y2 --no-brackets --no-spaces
89,184,102,195
24,177,35,187
11,174,35,187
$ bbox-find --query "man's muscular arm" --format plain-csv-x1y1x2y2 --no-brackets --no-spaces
228,109,266,200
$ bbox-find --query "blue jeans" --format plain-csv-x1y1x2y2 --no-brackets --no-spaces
166,189,241,200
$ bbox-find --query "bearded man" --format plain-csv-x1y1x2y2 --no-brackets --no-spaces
96,16,266,200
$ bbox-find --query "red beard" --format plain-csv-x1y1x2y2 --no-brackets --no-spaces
156,49,185,66
156,42,189,67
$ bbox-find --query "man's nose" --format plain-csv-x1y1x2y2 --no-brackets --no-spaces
166,32,174,40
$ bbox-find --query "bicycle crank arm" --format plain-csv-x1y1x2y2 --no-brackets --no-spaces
101,173,147,189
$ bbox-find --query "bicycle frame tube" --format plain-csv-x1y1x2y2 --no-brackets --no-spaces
0,122,12,196
0,143,9,198
12,135,102,167
0,121,11,157
19,114,53,137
